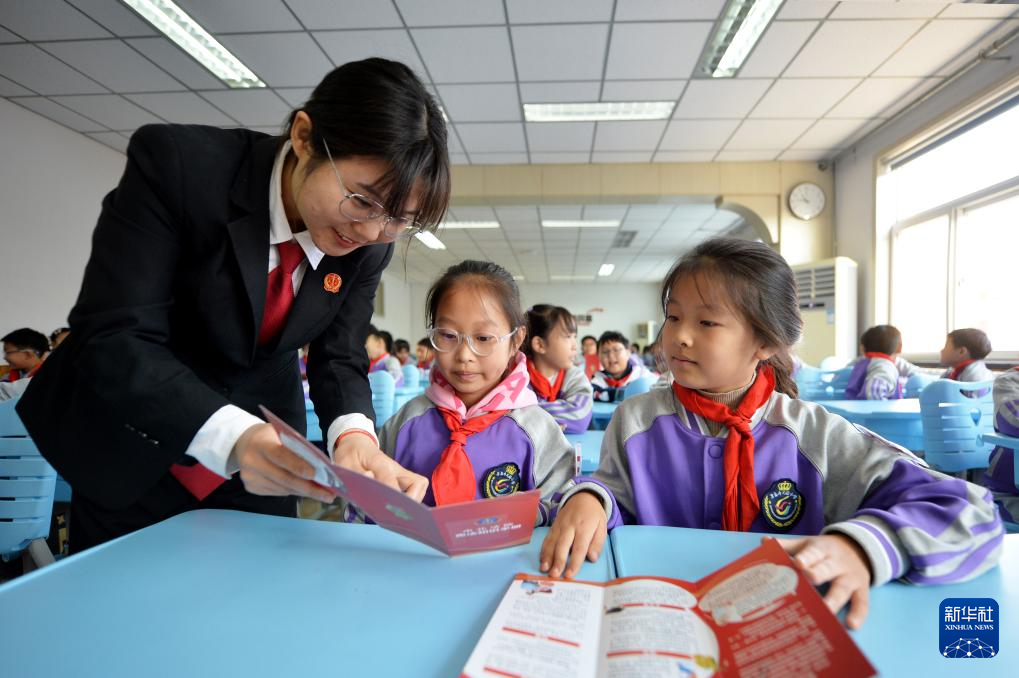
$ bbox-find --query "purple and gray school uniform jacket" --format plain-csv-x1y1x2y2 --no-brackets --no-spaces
375,395,576,526
590,362,655,403
983,370,1019,522
370,354,404,387
941,360,995,383
532,365,593,433
561,387,1002,587
845,356,918,400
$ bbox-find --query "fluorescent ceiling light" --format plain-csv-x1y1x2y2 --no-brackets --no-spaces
542,219,621,229
598,264,615,277
524,101,675,123
440,221,500,229
122,0,265,88
698,0,784,79
512,275,525,281
415,232,446,250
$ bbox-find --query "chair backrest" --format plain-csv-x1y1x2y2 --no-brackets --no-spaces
920,379,995,473
622,375,657,400
0,398,28,437
903,372,936,399
827,366,854,399
794,365,831,401
0,437,56,560
368,370,396,428
401,363,420,389
818,356,843,371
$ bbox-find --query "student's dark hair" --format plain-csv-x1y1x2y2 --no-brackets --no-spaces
282,58,450,230
376,330,394,354
948,328,992,360
861,325,902,356
523,305,577,359
660,237,803,397
2,328,49,356
581,335,597,344
426,260,525,338
49,327,69,345
417,337,430,348
597,331,629,350
394,339,411,354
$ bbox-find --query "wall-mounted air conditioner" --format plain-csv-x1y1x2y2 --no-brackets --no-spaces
791,257,858,366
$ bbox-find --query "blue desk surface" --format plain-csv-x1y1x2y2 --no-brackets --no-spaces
983,432,1019,449
611,525,1018,677
0,510,613,678
822,398,921,419
591,401,618,421
565,429,604,473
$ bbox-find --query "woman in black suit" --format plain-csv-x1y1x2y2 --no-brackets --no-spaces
18,58,449,551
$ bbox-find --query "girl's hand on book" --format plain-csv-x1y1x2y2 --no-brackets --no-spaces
539,492,607,579
773,534,873,629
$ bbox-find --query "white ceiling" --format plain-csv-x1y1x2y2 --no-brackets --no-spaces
1,1,1017,282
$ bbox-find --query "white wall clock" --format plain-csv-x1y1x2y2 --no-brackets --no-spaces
788,182,826,220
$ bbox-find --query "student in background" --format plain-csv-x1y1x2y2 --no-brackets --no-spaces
939,328,994,382
373,261,574,524
365,325,404,386
542,237,1002,629
393,338,412,366
0,328,49,401
581,334,600,378
844,325,918,400
983,367,1019,522
523,304,593,433
590,331,655,402
49,327,70,350
415,337,434,370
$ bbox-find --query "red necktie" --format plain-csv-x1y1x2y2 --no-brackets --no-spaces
258,240,305,346
431,407,508,506
671,366,776,532
526,358,565,402
171,241,304,500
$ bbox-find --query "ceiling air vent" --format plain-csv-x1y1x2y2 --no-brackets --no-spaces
611,230,637,248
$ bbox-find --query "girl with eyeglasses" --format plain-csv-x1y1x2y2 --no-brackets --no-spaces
523,305,593,433
363,260,575,523
17,58,449,552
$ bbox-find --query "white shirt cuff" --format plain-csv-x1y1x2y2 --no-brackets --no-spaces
185,405,263,478
326,413,379,458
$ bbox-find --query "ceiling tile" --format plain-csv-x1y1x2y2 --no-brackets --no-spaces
199,89,291,127
51,93,163,129
0,0,109,39
275,87,313,107
449,152,469,164
519,81,600,103
875,19,1010,77
125,37,226,90
779,149,831,161
784,20,924,77
830,2,946,20
125,92,236,126
172,0,301,32
530,152,590,163
0,43,107,94
0,26,22,42
738,21,819,78
438,83,520,122
526,122,594,152
66,0,156,36
395,0,505,26
939,3,1019,19
40,40,185,92
726,119,812,149
456,122,526,153
85,130,128,152
674,78,771,118
506,0,613,23
285,0,402,29
512,24,609,81
314,29,426,80
584,205,628,219
827,77,934,117
613,0,725,21
751,78,860,118
601,79,684,102
654,150,715,162
591,151,653,163
412,26,515,83
540,205,583,220
10,95,106,131
594,120,666,151
215,33,334,87
790,118,868,149
0,73,31,95
777,1,836,20
659,119,740,150
605,22,713,80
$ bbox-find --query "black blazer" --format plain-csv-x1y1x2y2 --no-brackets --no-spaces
18,124,392,510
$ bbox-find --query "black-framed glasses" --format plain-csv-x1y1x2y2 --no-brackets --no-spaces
321,140,425,240
427,327,519,357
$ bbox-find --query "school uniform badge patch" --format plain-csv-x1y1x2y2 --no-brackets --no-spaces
483,463,521,498
761,479,804,531
323,273,342,293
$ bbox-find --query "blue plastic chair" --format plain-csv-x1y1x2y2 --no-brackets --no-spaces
369,371,396,429
920,379,995,473
622,375,656,400
0,435,57,569
795,364,832,401
827,366,854,399
401,364,420,390
0,398,28,436
903,372,936,398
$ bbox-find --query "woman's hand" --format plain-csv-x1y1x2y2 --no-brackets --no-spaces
231,422,336,503
333,431,429,501
774,534,873,629
539,492,607,578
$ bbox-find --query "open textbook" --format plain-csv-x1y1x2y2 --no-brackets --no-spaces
462,538,874,677
261,407,539,556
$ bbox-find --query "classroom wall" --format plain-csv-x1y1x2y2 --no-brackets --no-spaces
0,99,127,336
834,33,1019,333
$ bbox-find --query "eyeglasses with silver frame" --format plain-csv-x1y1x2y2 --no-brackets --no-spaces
426,326,520,357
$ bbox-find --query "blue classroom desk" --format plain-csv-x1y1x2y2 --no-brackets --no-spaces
566,429,605,473
0,510,613,678
822,398,924,451
591,401,618,427
304,398,323,442
611,525,1018,677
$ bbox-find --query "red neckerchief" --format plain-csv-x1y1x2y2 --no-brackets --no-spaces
603,363,633,389
671,366,776,532
417,359,432,370
949,359,976,381
526,358,565,402
865,352,895,365
6,369,20,383
369,353,390,372
431,408,509,505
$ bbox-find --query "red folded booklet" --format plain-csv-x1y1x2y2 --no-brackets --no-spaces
261,406,539,556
